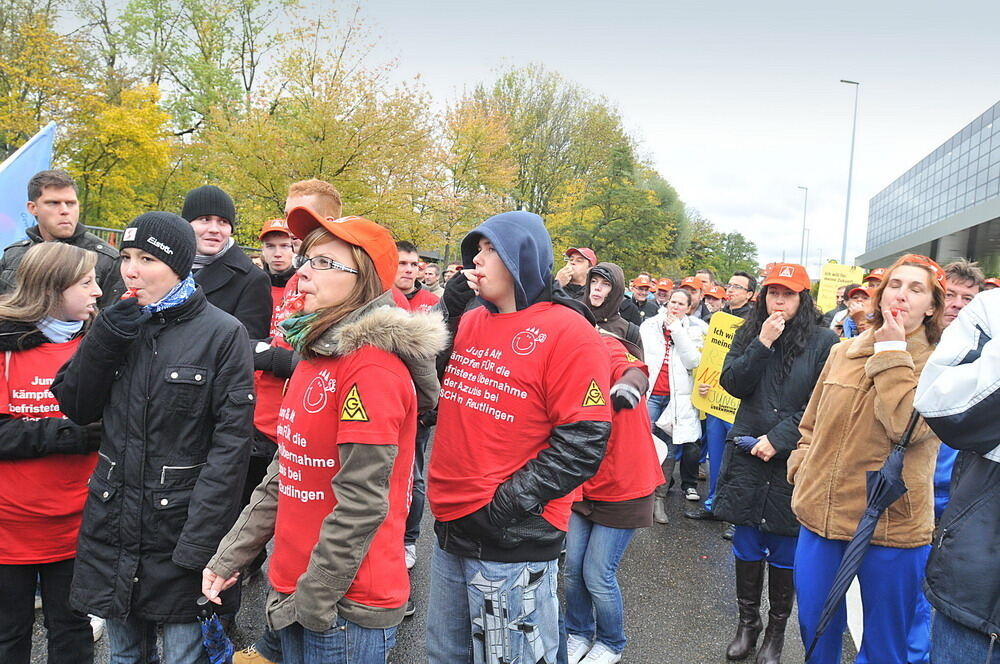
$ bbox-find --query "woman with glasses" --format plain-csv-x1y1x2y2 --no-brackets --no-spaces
202,210,446,664
789,255,945,664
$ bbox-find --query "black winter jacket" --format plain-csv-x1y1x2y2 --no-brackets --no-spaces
712,324,838,536
0,224,124,308
194,245,271,339
52,289,256,623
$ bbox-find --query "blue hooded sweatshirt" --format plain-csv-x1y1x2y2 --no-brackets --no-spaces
460,211,553,313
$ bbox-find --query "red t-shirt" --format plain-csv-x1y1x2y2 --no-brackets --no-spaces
268,345,416,610
583,337,663,502
254,275,301,441
391,287,439,313
0,338,98,564
428,302,613,531
651,327,672,396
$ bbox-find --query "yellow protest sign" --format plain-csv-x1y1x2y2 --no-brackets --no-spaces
817,262,865,313
691,311,745,424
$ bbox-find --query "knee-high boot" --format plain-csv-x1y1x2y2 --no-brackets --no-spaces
653,456,675,524
726,559,765,660
755,565,794,664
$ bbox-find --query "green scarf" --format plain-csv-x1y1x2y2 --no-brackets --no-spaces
279,311,319,354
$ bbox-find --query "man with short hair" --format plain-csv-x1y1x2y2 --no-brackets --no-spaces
723,272,756,320
182,185,271,338
631,275,660,322
821,286,848,327
555,247,597,300
654,278,674,307
423,263,444,296
703,285,727,315
427,211,612,664
392,241,439,313
0,169,123,307
696,268,716,290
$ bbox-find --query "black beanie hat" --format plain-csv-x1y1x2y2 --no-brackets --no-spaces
181,185,236,227
121,212,196,278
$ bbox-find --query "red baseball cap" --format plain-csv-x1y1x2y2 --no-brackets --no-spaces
259,218,293,241
679,276,704,291
705,285,727,300
895,254,946,287
847,286,874,300
655,278,674,292
633,275,653,288
864,267,887,283
985,277,1000,289
761,263,811,293
286,207,397,290
565,248,598,266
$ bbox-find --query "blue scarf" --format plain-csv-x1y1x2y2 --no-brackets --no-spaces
37,316,84,344
144,274,197,313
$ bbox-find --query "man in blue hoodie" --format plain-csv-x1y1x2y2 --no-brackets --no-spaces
426,211,613,664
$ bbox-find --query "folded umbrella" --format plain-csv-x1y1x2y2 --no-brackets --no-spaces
197,596,234,664
734,435,759,453
804,410,921,662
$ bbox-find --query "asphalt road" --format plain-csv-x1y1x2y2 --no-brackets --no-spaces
32,481,855,663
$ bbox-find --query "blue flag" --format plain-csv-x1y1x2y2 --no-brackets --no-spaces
0,122,57,250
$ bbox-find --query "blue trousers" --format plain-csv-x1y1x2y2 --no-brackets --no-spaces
703,415,732,511
794,526,930,664
277,619,396,664
732,525,796,569
932,611,1000,664
563,513,637,654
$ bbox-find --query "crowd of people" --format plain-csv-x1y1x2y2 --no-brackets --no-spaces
0,169,997,664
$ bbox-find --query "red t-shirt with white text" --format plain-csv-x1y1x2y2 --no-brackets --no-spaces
267,346,416,610
583,337,663,502
428,302,612,531
254,275,301,441
0,339,98,564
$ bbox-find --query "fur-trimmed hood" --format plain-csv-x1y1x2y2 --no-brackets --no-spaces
310,290,448,412
0,319,48,352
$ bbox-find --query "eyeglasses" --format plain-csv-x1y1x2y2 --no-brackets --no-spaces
726,283,749,291
301,256,359,273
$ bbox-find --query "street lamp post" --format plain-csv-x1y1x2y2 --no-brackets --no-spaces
797,185,808,264
840,79,860,264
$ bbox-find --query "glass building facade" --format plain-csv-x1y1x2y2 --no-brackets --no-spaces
863,100,1000,273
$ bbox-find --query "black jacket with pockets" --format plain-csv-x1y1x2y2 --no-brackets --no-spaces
52,288,255,623
194,245,272,339
712,324,838,537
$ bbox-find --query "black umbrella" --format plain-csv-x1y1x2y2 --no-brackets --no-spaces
197,596,234,664
804,410,921,662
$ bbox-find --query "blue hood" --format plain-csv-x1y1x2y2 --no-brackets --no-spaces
460,211,553,312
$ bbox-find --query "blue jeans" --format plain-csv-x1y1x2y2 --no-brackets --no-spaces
932,611,1000,664
731,525,796,569
703,415,732,511
276,618,396,664
107,615,207,664
646,394,672,447
427,543,560,664
794,526,930,664
404,423,432,544
563,513,637,654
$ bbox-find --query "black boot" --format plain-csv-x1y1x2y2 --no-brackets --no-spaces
726,559,765,660
653,457,675,524
756,566,794,664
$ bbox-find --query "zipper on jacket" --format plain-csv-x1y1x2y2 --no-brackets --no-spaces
985,633,996,664
937,527,947,548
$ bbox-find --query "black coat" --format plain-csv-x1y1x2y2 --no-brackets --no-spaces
52,289,255,623
712,324,838,536
194,246,271,338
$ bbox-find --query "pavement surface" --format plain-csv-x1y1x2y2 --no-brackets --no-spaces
32,480,856,663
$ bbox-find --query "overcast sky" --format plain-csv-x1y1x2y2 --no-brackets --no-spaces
339,0,1000,273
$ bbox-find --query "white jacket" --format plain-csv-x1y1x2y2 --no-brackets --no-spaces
640,312,707,445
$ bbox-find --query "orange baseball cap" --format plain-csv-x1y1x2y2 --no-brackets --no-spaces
985,277,1000,289
633,275,653,288
679,276,704,291
847,286,874,300
761,263,811,293
864,267,887,283
655,278,674,291
286,207,398,290
565,247,598,266
895,254,946,287
259,218,293,241
705,285,727,300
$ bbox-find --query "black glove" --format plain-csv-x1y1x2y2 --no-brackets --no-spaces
253,340,276,371
80,421,103,452
101,297,151,339
610,383,641,411
441,271,476,320
253,340,297,378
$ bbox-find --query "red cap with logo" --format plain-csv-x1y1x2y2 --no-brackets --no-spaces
985,277,1000,289
895,254,946,287
761,263,811,293
259,218,293,241
847,286,874,300
633,275,653,288
286,207,398,290
565,247,598,266
679,276,705,291
655,278,674,292
864,267,887,283
705,285,727,300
